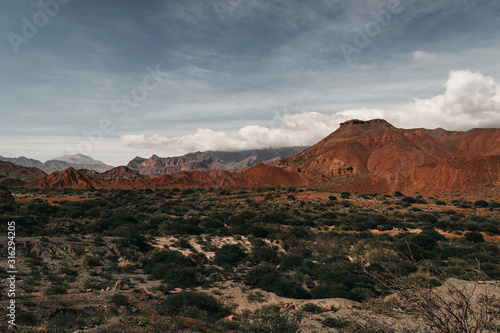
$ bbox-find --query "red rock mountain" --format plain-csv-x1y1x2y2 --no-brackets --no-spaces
27,168,103,190
224,162,312,188
274,119,500,195
95,166,144,182
0,161,47,186
21,119,500,197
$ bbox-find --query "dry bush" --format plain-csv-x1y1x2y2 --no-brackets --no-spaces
377,266,500,333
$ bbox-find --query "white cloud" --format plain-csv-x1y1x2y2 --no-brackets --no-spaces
391,70,500,129
413,50,439,62
121,70,500,153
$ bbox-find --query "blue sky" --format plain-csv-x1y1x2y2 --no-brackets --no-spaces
1,0,499,165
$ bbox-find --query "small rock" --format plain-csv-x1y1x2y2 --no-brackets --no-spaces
226,315,239,321
112,279,124,290
279,307,287,313
313,316,322,321
86,289,92,292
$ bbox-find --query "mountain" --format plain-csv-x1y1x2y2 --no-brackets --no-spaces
0,154,114,174
20,120,500,197
94,166,144,181
274,119,500,195
424,128,500,156
53,153,106,165
27,168,103,190
127,147,308,175
224,162,313,188
0,155,44,169
0,161,47,186
41,160,113,174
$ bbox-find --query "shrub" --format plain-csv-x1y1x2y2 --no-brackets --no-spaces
328,195,337,201
402,196,417,203
45,284,68,295
157,291,228,322
243,305,301,333
81,254,101,267
244,264,282,291
214,244,247,266
108,293,130,307
341,192,351,199
250,244,279,265
17,311,39,326
474,200,489,208
301,303,324,314
464,231,485,243
322,316,351,329
163,266,202,288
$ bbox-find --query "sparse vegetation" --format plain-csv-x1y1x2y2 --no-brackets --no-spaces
2,187,499,332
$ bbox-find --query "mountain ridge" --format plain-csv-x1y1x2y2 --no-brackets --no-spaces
5,119,500,198
0,154,113,174
127,146,308,175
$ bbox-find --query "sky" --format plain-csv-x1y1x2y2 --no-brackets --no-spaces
0,0,499,166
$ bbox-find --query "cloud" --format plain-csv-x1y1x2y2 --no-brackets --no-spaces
413,50,439,62
121,70,500,153
120,108,383,152
391,70,500,129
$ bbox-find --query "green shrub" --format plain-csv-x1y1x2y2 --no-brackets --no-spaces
157,291,228,322
301,303,325,313
322,316,351,328
474,200,489,208
45,284,68,295
464,232,485,243
108,293,130,307
214,244,247,266
163,266,202,288
243,305,301,333
341,192,351,199
402,196,417,203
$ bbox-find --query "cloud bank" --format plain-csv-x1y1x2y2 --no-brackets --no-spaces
121,70,500,153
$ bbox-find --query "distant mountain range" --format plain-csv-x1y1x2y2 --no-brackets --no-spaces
2,120,500,198
0,154,113,174
127,147,308,175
